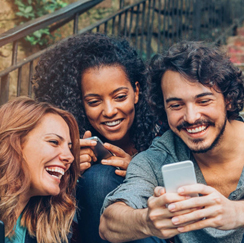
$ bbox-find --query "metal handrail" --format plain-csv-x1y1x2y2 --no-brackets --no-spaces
0,0,103,47
1,0,244,105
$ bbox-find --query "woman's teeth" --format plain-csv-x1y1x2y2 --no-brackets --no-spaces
186,125,206,133
45,167,64,179
105,119,122,126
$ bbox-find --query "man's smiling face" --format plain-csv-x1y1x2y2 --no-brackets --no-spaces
161,70,227,153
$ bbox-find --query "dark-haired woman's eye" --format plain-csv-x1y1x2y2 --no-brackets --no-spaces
87,100,100,106
115,94,127,101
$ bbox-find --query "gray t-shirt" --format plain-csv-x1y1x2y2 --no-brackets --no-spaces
102,130,244,243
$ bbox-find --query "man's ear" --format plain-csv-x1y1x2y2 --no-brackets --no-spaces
134,81,140,104
225,98,232,111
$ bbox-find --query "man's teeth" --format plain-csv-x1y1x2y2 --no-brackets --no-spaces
186,126,206,133
105,120,122,126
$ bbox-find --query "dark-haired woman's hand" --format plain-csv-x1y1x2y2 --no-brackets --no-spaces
79,131,97,173
101,143,132,177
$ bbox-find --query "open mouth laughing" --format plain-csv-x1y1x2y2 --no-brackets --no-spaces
45,166,65,180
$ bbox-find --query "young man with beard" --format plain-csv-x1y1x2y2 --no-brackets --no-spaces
99,41,244,243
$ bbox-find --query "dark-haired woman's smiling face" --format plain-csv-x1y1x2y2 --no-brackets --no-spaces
81,65,139,143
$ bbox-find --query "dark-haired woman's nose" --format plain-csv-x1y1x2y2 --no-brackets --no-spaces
102,101,117,118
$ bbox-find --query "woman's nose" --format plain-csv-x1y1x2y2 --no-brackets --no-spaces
102,101,117,117
59,146,74,164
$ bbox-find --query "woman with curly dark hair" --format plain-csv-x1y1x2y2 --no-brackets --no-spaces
33,33,158,243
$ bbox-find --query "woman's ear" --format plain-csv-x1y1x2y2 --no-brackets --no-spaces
134,81,140,104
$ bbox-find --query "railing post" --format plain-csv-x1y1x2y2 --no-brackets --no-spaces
193,0,201,40
0,74,9,106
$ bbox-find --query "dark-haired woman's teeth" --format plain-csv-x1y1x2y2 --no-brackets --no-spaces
105,120,122,126
186,126,206,133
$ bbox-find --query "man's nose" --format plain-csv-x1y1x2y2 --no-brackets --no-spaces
183,104,201,124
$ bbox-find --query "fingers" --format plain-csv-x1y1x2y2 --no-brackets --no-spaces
115,169,126,177
148,192,189,210
103,143,129,158
101,158,129,170
177,184,215,196
171,205,216,227
177,217,214,233
80,138,97,148
82,130,92,139
168,196,210,213
79,134,98,172
154,187,166,197
80,162,91,172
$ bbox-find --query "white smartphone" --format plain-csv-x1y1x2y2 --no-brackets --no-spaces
161,160,198,197
85,136,113,161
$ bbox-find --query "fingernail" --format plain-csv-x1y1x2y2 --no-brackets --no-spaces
177,227,185,232
90,141,97,145
168,204,175,211
172,217,179,224
101,160,108,164
178,188,184,193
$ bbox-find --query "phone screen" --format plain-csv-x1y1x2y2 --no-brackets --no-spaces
161,160,198,197
85,136,113,161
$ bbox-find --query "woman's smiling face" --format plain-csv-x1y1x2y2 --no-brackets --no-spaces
21,113,74,198
81,65,139,143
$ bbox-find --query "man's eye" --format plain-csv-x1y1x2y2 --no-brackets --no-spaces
170,104,181,109
199,99,211,104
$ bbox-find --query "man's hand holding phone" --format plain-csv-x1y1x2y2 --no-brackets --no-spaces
160,161,242,233
166,183,243,233
146,186,198,239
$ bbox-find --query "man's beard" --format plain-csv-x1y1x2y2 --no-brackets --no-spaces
177,117,227,153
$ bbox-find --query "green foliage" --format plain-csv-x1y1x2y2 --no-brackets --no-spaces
14,0,68,46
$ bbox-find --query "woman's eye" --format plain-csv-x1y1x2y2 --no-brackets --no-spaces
87,100,99,106
115,94,127,101
49,140,59,145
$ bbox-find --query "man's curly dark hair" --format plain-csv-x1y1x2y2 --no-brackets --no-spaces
148,41,244,122
33,33,155,152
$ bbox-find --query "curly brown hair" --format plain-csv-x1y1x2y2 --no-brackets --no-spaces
148,41,244,122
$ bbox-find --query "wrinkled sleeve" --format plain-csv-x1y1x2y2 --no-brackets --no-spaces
101,150,161,212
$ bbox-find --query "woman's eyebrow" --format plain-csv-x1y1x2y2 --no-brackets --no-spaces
83,93,100,99
110,87,129,96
